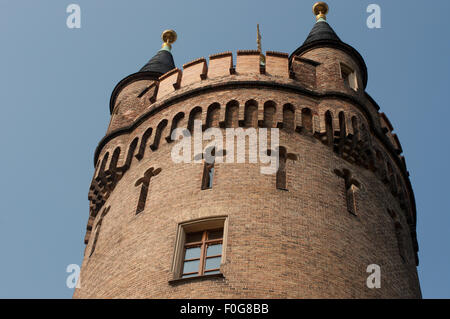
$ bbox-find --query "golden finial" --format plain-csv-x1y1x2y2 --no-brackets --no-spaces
161,29,177,50
257,24,265,66
313,2,329,21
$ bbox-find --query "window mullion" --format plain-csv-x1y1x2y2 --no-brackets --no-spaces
199,231,207,275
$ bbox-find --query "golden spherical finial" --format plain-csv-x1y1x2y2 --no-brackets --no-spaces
313,2,329,21
161,29,177,49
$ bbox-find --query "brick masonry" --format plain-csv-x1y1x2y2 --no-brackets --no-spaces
73,46,421,298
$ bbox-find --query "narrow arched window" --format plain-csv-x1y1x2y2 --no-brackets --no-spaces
263,101,276,128
325,111,333,146
122,138,138,170
109,147,121,172
244,100,258,128
225,100,239,128
188,107,202,133
206,103,220,129
167,112,185,142
98,152,109,178
302,108,313,132
150,119,168,151
202,148,215,190
339,112,346,137
135,128,153,160
283,104,295,132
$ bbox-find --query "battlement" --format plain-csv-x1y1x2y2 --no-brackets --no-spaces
150,50,291,102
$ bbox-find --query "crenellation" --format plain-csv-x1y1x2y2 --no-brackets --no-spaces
236,50,260,75
156,68,182,101
143,81,158,104
265,51,289,78
208,52,233,78
181,57,207,87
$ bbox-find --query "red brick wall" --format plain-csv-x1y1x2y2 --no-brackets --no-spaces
75,47,421,298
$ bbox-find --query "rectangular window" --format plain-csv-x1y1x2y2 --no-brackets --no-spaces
201,162,215,190
171,217,228,281
181,229,223,278
340,63,358,91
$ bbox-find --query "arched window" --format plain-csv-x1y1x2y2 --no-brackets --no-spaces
225,100,239,128
263,101,276,128
244,100,258,128
283,104,295,132
302,108,313,133
122,137,139,170
150,119,168,151
167,112,185,142
109,147,121,172
351,116,359,138
188,107,202,133
339,112,346,137
98,152,110,177
135,128,153,160
325,111,333,146
201,147,215,190
206,103,220,129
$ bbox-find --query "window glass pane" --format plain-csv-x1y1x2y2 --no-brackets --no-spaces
205,256,221,271
184,247,201,260
207,229,223,240
207,244,222,257
204,270,220,275
183,260,200,274
182,273,198,278
186,232,203,243
208,167,214,188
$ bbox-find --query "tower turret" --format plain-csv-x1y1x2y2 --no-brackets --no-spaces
290,2,368,92
107,30,177,133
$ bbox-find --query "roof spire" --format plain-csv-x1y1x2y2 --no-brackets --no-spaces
257,24,265,66
161,29,177,51
139,29,176,74
313,1,329,22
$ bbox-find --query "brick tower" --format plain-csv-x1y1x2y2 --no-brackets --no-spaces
74,2,421,298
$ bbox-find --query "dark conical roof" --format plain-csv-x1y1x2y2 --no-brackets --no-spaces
290,20,368,88
302,20,341,46
139,49,175,75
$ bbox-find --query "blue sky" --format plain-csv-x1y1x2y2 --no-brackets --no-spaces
0,0,449,298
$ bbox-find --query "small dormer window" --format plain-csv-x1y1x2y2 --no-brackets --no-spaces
340,63,358,91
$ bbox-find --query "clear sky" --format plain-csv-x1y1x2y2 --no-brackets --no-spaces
0,0,449,298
